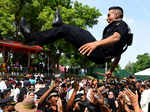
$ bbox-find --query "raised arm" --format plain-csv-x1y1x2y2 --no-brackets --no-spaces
38,83,56,107
124,88,143,112
79,32,120,56
65,81,79,112
105,55,121,76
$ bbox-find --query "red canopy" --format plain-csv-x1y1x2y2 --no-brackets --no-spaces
0,40,43,53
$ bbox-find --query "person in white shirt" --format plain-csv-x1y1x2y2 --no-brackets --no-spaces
140,84,150,112
0,78,7,92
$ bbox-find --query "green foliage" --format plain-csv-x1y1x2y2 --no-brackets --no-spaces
0,0,101,36
124,61,135,74
0,0,102,69
59,49,96,68
0,0,15,37
73,1,101,28
125,53,150,73
134,53,150,72
0,57,3,63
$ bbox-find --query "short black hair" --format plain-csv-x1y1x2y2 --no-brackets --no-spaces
109,6,123,18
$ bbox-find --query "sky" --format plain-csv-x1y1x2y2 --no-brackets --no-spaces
72,0,150,68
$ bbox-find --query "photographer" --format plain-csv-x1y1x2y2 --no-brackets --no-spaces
37,81,63,112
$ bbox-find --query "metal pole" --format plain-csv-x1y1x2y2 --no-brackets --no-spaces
27,51,31,73
47,52,50,75
105,62,108,73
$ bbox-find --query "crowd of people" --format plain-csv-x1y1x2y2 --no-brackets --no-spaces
0,73,150,112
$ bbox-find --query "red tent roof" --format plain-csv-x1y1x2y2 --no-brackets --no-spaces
0,40,43,52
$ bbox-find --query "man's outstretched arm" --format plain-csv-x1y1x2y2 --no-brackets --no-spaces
78,32,120,56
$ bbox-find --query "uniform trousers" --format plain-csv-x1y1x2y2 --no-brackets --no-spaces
28,24,109,64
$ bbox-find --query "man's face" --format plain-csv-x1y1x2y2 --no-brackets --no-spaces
108,91,114,99
107,10,118,23
135,82,140,88
28,92,35,99
30,85,35,91
4,105,15,112
48,96,59,105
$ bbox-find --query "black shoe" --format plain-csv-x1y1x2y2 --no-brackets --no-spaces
52,8,63,27
19,17,31,38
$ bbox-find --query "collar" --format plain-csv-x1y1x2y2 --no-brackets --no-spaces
114,18,122,21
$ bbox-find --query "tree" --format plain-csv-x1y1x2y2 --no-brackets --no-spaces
0,0,102,72
134,53,150,72
124,61,135,74
125,53,150,73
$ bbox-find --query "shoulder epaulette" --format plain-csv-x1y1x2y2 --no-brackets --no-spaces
116,22,120,26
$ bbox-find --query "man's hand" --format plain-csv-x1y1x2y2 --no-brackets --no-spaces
105,56,121,78
57,97,63,112
78,41,98,56
105,71,112,77
74,80,79,91
124,88,139,107
88,89,97,104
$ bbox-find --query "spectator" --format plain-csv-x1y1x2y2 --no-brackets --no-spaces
37,81,63,112
29,75,36,85
107,91,118,112
135,80,142,107
0,73,146,112
140,84,150,112
15,97,36,112
0,78,7,92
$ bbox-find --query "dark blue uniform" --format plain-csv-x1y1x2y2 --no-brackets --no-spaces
102,20,129,58
27,20,129,64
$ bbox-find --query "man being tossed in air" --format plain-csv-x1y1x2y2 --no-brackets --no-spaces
20,6,132,76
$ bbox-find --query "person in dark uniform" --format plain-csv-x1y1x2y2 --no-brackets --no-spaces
20,6,132,76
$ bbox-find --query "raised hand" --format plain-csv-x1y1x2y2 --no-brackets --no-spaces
57,97,63,112
89,89,96,104
105,71,112,78
78,41,98,56
74,80,79,91
97,87,104,105
124,88,142,112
